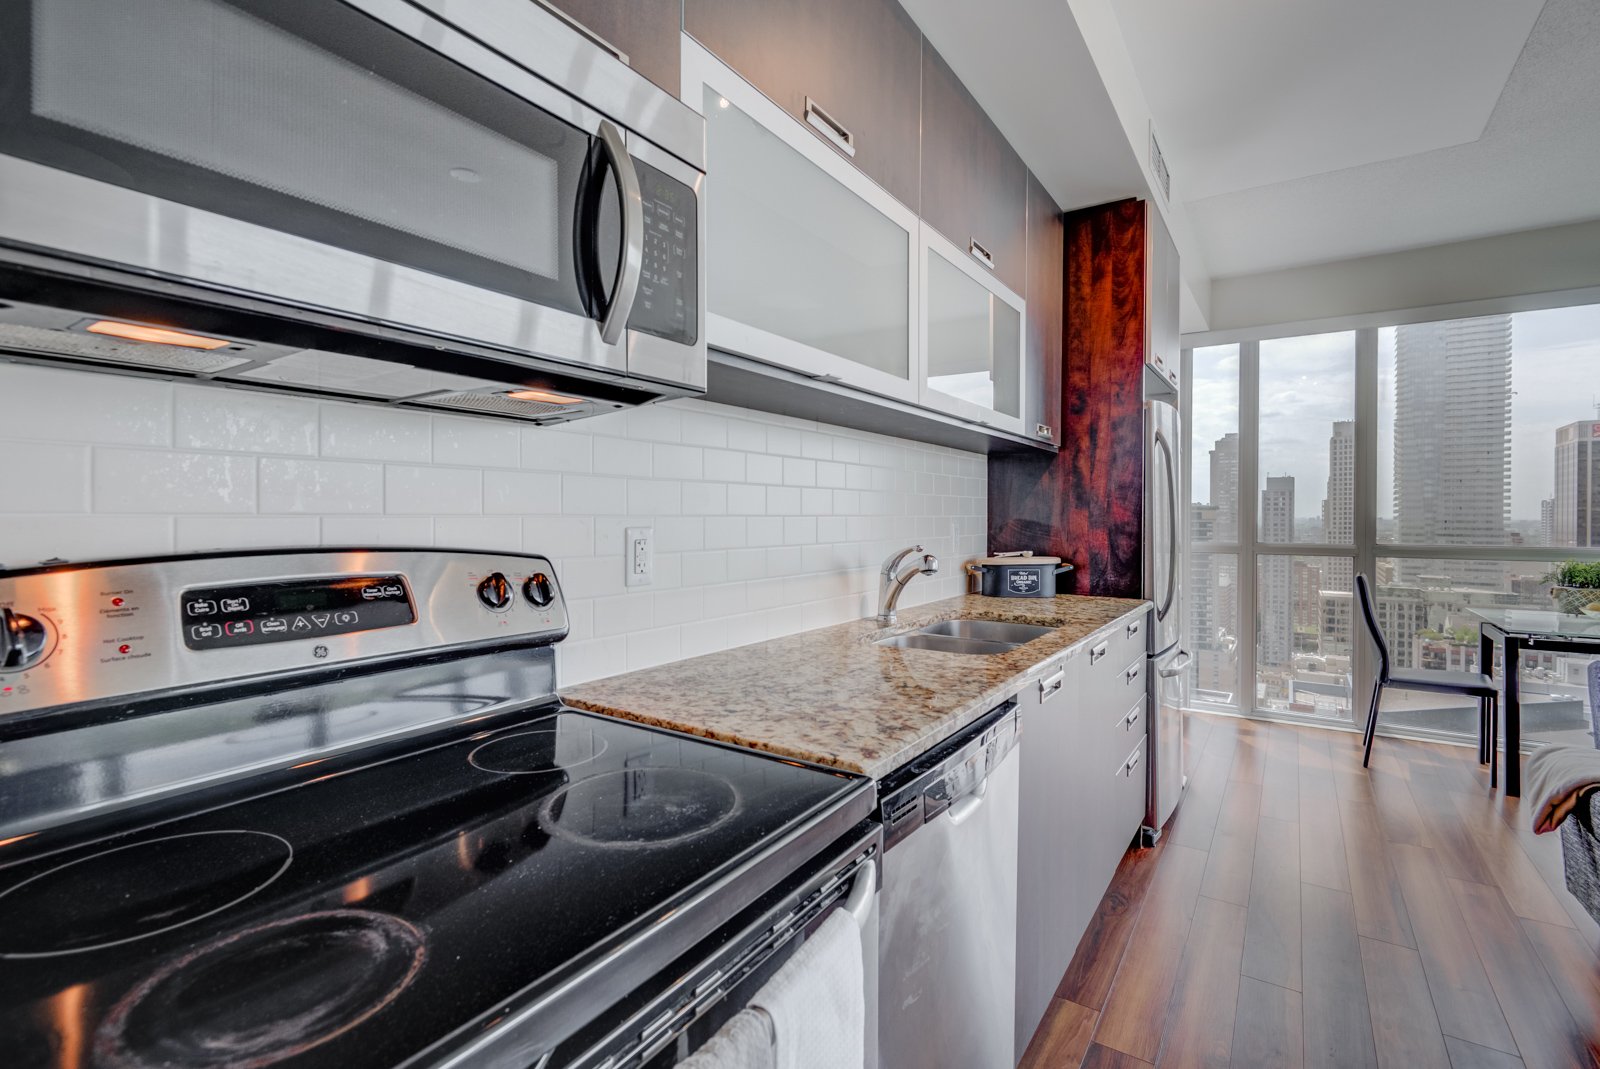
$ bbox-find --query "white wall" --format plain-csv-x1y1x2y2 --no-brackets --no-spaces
0,362,987,686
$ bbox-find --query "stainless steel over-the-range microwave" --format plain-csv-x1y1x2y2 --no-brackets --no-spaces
0,0,706,424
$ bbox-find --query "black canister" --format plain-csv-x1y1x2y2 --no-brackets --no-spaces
968,555,1074,598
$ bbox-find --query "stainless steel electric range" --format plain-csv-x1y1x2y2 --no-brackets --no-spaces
0,549,877,1069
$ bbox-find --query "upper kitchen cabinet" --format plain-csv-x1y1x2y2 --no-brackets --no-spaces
684,0,922,209
1026,173,1064,446
920,41,1028,296
918,225,1027,437
684,38,922,405
1146,206,1181,393
538,0,683,95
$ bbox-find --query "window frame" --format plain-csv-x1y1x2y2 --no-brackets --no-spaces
1182,318,1600,743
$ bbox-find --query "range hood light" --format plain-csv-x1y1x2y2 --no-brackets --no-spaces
507,388,583,405
85,321,232,350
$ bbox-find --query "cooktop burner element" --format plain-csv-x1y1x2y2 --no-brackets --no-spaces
95,910,425,1069
544,767,740,847
468,723,607,775
0,831,292,958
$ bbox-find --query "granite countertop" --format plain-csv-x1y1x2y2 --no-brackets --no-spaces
561,593,1150,779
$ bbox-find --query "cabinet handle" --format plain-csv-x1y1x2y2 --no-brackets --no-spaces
1127,620,1141,640
969,239,995,270
1089,641,1108,665
804,97,856,157
1039,669,1065,703
1124,705,1141,728
1125,751,1141,775
1126,664,1141,685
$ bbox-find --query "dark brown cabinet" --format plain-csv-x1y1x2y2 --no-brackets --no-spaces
1025,172,1063,445
685,0,923,209
920,41,1028,296
538,0,683,96
989,199,1179,591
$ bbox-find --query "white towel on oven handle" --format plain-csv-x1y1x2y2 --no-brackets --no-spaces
677,1007,776,1069
749,906,865,1069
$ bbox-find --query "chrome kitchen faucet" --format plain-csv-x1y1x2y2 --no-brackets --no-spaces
877,546,940,625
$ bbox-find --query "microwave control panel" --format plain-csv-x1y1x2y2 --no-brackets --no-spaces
628,159,699,348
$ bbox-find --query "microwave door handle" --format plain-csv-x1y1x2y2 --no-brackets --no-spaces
596,119,644,346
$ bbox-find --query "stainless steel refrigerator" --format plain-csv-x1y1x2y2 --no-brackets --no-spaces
1144,399,1189,842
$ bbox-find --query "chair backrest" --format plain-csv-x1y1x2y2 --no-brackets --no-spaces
1355,573,1391,685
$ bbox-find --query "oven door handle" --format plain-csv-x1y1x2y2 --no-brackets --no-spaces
596,119,644,346
843,863,875,929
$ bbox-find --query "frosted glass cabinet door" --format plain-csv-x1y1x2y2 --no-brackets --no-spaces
920,228,1025,433
684,38,920,403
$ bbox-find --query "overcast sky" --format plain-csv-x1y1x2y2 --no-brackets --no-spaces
1191,302,1600,523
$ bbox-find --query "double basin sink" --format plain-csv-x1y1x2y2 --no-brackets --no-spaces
877,619,1056,656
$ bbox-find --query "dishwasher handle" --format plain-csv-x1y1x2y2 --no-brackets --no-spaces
946,776,989,825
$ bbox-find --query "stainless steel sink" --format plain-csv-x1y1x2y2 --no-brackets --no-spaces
876,619,1056,655
916,620,1055,645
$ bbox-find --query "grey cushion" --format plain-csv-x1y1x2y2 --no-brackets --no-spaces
1561,791,1600,927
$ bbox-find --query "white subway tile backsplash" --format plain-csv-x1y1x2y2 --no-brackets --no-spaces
260,459,382,514
320,404,432,462
176,516,319,552
434,516,522,551
0,442,88,512
522,516,593,558
593,436,653,477
627,479,681,516
386,465,481,514
95,450,256,513
562,475,627,515
432,417,520,469
0,515,172,567
321,516,433,546
0,364,171,446
484,470,562,514
177,388,319,456
523,427,592,472
2,365,986,690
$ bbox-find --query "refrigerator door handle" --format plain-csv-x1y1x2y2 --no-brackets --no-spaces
1158,650,1192,678
1154,429,1178,622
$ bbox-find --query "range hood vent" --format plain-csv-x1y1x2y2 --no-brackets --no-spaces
419,391,576,419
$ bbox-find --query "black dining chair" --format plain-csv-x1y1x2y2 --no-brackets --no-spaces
1355,573,1501,785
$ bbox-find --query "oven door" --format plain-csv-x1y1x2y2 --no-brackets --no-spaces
0,0,702,387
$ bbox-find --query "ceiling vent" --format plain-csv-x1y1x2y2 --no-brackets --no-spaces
1149,124,1171,201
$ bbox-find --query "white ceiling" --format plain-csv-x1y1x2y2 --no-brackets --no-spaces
1113,0,1545,203
1185,0,1600,278
902,0,1600,318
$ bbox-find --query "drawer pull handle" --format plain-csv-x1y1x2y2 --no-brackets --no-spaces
1127,620,1141,639
1125,751,1141,775
1124,707,1140,728
1126,664,1141,684
969,239,995,270
1040,670,1065,702
805,97,856,157
1090,642,1108,665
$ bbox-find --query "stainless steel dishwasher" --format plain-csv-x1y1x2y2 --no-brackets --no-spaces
876,701,1021,1069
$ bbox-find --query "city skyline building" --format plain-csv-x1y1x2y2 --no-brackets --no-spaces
1393,315,1512,588
1552,420,1600,547
1259,475,1295,666
1322,420,1355,591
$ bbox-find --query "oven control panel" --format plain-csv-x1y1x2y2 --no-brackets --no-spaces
0,549,568,717
181,575,415,650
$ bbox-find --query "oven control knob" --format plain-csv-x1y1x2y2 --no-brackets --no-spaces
476,573,512,611
1,608,48,670
522,573,554,608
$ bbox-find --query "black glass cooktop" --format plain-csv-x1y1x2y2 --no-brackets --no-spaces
0,707,863,1069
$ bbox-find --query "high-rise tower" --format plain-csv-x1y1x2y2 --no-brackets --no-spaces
1322,421,1355,592
1393,316,1512,588
1259,476,1295,666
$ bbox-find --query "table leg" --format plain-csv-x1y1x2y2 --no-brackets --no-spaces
1504,636,1521,797
1479,629,1496,765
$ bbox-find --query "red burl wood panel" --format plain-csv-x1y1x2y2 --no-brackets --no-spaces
989,199,1147,598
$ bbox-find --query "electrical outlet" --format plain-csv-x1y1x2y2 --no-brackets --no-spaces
625,526,653,587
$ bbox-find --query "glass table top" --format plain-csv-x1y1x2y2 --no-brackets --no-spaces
1470,607,1600,640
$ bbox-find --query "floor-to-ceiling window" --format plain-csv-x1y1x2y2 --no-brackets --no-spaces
1183,302,1600,747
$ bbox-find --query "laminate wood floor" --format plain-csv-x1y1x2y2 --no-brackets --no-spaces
1019,712,1600,1069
